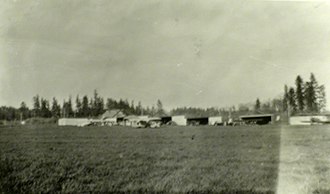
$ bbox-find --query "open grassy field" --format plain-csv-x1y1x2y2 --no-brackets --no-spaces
277,125,330,194
3,124,330,194
0,125,280,193
2,125,330,194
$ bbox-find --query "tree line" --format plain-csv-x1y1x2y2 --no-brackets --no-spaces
0,73,326,121
171,97,284,120
0,90,165,121
282,73,326,115
172,73,326,118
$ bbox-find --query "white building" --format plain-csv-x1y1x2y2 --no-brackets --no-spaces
289,115,330,125
58,118,91,127
171,115,187,126
208,116,222,125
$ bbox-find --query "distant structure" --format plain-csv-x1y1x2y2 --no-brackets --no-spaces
289,115,330,125
239,114,274,125
101,109,125,119
101,109,126,125
171,115,188,126
58,118,91,127
208,116,223,125
187,116,209,126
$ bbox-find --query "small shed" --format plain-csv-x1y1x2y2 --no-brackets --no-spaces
208,116,223,125
171,115,187,126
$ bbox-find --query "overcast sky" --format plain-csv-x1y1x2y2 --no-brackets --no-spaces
1,0,330,110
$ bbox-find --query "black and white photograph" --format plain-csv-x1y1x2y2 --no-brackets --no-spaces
1,0,330,193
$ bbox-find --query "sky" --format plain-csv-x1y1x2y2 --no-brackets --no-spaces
1,0,330,110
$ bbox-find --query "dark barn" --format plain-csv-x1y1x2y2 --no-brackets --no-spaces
240,114,274,125
187,117,209,126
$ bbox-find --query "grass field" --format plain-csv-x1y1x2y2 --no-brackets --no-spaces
0,125,280,193
2,124,329,193
277,125,330,194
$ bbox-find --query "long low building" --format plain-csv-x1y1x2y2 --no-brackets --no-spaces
239,114,274,125
58,118,91,126
289,115,330,125
58,114,225,127
171,115,223,126
187,117,209,126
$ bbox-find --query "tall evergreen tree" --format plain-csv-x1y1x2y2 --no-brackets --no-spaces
305,73,318,113
94,90,104,116
295,75,304,112
19,101,30,120
75,95,82,117
97,97,104,115
51,98,61,118
288,87,297,114
106,98,116,110
317,85,326,112
67,97,74,117
310,73,319,112
40,98,51,118
62,97,74,118
82,95,89,117
32,95,40,117
283,85,289,112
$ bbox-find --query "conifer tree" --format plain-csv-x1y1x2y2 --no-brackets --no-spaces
295,75,304,112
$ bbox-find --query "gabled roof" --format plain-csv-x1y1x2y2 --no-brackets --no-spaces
124,115,139,120
101,109,125,119
153,112,169,117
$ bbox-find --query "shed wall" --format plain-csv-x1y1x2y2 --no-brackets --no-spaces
208,116,222,125
171,116,187,126
58,118,90,126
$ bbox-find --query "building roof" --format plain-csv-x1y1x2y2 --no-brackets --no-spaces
239,114,273,118
186,116,209,119
124,115,139,120
147,117,161,121
101,109,125,119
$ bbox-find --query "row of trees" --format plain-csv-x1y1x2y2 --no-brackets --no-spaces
283,73,326,115
171,97,284,120
173,73,326,118
0,90,166,121
0,73,326,121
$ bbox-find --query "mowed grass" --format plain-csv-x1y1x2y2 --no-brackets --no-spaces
0,125,281,193
278,125,330,194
